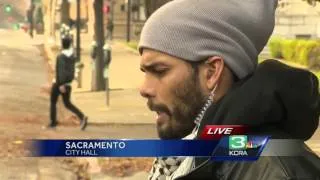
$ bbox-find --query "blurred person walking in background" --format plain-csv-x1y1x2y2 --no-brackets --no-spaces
44,37,88,130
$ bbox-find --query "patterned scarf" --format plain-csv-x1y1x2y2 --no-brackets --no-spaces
148,86,217,180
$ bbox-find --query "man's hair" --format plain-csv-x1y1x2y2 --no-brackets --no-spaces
189,61,201,76
62,38,72,49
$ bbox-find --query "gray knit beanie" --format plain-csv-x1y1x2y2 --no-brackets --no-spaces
138,0,278,79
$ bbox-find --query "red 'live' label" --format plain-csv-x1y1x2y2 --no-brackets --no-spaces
199,125,248,140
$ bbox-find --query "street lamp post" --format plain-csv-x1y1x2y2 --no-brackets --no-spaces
76,0,82,88
126,0,131,42
28,0,35,38
93,0,106,91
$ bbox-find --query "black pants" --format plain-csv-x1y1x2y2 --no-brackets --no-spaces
50,83,84,125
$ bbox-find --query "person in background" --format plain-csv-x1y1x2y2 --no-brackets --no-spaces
106,17,114,41
45,37,88,130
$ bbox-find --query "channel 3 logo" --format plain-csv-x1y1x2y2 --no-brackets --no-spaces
229,135,258,150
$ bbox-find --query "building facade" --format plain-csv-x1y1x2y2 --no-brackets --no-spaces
274,0,320,39
111,0,146,40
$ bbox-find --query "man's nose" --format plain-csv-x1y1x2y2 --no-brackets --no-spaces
139,79,156,98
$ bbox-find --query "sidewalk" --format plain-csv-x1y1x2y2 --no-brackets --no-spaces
72,89,154,124
44,33,155,125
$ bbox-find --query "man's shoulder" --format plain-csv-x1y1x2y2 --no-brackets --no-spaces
219,156,320,179
57,53,65,60
183,154,320,180
57,53,75,61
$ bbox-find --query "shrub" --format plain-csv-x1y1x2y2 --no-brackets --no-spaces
298,41,319,66
268,37,283,58
292,40,308,63
308,46,320,71
269,38,320,68
281,39,298,61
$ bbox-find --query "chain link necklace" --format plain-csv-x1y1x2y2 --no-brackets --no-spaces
192,85,217,136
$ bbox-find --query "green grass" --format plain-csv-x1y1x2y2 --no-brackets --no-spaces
126,41,139,51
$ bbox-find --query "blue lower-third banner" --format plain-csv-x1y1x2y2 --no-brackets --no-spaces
31,140,218,157
29,136,269,160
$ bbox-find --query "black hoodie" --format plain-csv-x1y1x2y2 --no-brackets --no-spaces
55,49,76,86
178,60,320,180
198,59,319,140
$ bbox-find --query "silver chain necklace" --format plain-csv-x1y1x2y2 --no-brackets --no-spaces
192,85,217,135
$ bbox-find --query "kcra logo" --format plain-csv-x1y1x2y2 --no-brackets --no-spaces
228,135,258,156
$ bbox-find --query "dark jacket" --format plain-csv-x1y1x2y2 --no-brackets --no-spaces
55,50,75,86
178,60,320,180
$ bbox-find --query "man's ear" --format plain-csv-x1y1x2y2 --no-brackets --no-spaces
204,56,224,90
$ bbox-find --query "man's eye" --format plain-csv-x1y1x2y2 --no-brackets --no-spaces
153,68,168,76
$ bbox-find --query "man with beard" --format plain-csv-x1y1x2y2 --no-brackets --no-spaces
138,0,320,179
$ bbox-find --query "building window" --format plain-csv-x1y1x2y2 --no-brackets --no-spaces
132,0,146,22
296,34,312,39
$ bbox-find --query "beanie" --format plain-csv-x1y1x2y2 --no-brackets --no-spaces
138,0,278,79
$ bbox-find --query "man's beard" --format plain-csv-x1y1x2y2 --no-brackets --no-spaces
148,73,207,139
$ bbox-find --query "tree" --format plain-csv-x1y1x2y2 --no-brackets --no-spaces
27,2,35,38
144,0,172,18
93,0,106,91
